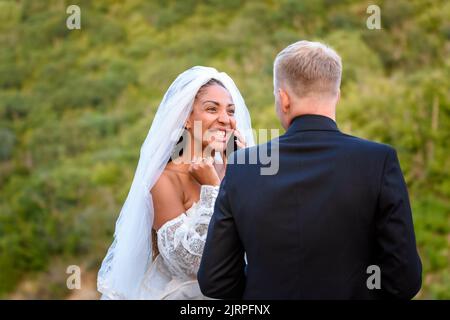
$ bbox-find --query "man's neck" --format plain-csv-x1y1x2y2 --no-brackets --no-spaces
289,96,336,124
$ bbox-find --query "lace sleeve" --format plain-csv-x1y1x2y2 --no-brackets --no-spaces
157,185,219,279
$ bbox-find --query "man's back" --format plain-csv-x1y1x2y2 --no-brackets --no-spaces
198,115,422,299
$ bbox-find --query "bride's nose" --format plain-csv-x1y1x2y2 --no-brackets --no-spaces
217,110,231,125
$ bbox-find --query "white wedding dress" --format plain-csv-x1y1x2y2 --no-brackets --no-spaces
137,185,219,299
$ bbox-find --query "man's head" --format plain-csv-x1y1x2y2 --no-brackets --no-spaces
273,40,342,129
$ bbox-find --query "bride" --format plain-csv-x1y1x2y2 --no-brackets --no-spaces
97,66,254,299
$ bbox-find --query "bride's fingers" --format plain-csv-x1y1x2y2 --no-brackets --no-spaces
189,156,201,171
236,140,246,149
190,156,213,169
203,156,214,165
233,129,246,147
192,156,203,165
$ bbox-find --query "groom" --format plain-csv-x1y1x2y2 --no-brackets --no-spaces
198,40,422,299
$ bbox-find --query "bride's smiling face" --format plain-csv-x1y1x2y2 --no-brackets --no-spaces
186,81,236,153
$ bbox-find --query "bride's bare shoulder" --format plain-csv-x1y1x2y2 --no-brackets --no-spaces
151,169,185,231
152,168,178,191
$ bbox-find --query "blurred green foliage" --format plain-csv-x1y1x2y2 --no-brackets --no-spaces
0,0,448,299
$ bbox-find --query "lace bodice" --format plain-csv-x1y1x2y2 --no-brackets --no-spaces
137,185,219,299
157,185,219,279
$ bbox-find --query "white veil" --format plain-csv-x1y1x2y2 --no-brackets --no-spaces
97,66,255,299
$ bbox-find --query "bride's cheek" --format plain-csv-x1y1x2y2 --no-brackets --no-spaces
230,117,236,128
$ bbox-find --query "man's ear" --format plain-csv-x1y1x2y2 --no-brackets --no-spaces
279,88,291,114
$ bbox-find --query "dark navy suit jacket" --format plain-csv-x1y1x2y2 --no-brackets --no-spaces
198,115,422,299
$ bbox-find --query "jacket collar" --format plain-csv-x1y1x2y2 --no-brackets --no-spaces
285,114,339,135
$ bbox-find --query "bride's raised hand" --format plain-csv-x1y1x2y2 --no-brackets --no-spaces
229,117,246,150
221,124,247,167
233,128,246,150
188,156,220,186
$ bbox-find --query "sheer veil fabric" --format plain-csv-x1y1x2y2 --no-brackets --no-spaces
97,66,255,299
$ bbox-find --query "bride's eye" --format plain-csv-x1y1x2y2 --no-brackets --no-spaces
206,105,217,113
227,108,235,116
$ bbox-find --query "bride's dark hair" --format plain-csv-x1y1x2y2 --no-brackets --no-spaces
195,78,226,97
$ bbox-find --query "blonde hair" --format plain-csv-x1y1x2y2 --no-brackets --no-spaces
274,40,342,98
